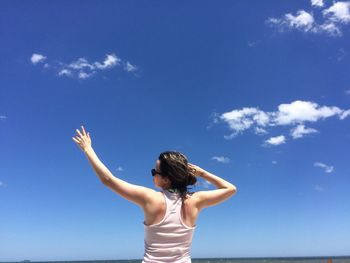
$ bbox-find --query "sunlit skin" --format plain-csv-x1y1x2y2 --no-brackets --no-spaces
72,125,237,213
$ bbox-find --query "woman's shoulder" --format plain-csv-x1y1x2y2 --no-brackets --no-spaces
149,190,169,202
185,191,199,204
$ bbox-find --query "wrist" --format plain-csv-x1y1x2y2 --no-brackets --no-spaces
83,146,93,154
197,170,204,178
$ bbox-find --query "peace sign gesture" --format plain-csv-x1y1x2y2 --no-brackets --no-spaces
72,125,92,152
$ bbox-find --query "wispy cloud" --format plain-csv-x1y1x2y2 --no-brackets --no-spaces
124,61,137,72
311,0,324,7
116,166,124,172
248,40,261,47
314,184,325,191
31,53,138,80
197,179,212,189
336,48,347,61
59,54,120,79
267,1,350,37
31,53,47,64
264,135,286,146
290,124,318,139
254,127,268,135
314,162,334,173
345,89,350,95
211,156,231,163
272,160,278,165
0,115,7,121
267,10,315,32
214,100,349,144
341,109,350,119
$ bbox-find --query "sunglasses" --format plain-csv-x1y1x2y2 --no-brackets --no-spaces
151,168,163,177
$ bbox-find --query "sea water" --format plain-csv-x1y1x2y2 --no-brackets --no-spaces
5,257,350,263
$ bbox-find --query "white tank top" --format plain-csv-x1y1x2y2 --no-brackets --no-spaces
142,189,196,263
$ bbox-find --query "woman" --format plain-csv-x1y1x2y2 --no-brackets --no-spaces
72,126,237,263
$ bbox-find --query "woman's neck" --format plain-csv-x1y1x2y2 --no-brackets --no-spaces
166,188,178,193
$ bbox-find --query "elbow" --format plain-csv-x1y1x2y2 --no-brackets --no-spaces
101,177,111,185
228,184,237,196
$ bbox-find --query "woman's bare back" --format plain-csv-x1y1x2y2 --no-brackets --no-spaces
143,191,200,228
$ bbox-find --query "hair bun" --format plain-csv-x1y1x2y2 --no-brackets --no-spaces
187,174,197,186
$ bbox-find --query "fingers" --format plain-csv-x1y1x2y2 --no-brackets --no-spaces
76,128,83,138
188,163,196,168
72,137,80,143
73,135,81,141
81,125,87,136
73,127,91,149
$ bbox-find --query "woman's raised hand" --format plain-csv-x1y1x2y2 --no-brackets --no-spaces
188,163,205,177
72,125,92,152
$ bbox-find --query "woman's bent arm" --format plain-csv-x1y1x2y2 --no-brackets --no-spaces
189,163,237,210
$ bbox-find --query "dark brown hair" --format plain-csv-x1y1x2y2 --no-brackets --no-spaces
158,151,197,201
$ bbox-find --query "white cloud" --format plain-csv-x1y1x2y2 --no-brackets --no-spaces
254,127,268,135
265,135,286,146
211,156,231,163
223,133,237,140
273,100,343,125
345,89,350,95
253,111,270,126
94,54,121,69
124,61,137,72
290,124,319,139
311,0,324,7
59,54,121,79
116,166,124,172
267,10,315,32
248,40,261,47
217,100,349,142
0,115,7,121
198,180,212,189
61,54,120,79
340,109,350,119
220,107,270,138
323,2,350,23
272,160,277,164
69,58,95,70
78,71,93,79
0,181,3,187
314,184,325,191
267,1,350,37
318,22,342,36
32,53,137,80
336,48,347,61
314,162,334,173
31,53,47,64
58,69,72,77
286,10,315,31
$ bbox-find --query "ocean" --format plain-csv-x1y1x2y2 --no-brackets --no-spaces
5,257,350,263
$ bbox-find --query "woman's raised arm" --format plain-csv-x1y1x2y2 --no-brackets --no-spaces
188,163,237,211
72,126,156,208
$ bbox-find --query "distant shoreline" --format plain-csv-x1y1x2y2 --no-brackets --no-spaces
2,256,350,263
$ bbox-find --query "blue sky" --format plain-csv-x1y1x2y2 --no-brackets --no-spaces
1,0,350,261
